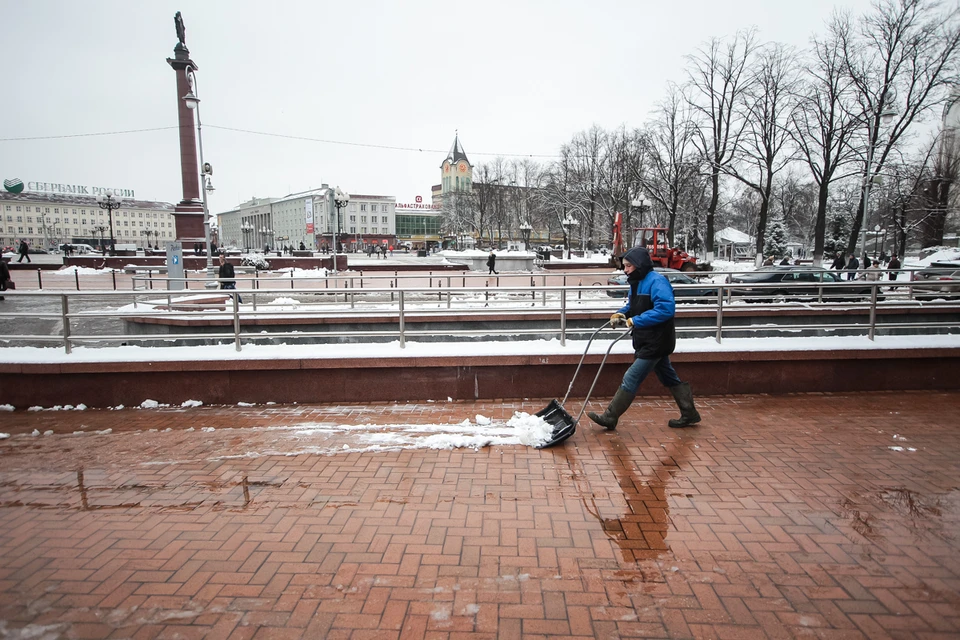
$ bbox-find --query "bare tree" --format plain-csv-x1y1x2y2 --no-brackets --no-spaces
790,22,863,266
641,84,706,246
729,43,800,264
686,28,758,262
840,0,960,255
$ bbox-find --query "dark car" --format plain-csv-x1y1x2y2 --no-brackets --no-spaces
606,267,717,302
913,261,960,300
728,265,878,301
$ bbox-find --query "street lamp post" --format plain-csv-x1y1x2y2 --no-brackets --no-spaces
93,225,108,254
240,221,253,252
561,214,578,260
96,190,122,256
182,66,216,275
519,221,532,252
873,224,882,257
631,197,648,229
259,226,274,251
860,105,898,259
333,187,350,273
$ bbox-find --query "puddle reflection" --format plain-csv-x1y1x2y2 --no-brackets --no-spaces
559,435,692,564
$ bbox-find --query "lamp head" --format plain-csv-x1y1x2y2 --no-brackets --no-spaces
183,91,199,109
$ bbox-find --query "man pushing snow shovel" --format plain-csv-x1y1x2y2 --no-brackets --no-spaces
588,246,701,430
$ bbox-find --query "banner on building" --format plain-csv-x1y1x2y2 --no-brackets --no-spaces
305,199,314,234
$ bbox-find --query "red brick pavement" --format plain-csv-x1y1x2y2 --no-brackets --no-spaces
0,391,958,639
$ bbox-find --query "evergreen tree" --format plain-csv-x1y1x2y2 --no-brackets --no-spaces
823,208,851,259
763,216,788,259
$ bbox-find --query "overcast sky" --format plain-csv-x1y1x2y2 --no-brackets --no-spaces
1,0,878,211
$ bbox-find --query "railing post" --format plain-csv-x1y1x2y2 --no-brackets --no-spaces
560,288,567,347
37,269,42,290
868,283,878,341
61,294,72,354
715,285,724,344
112,269,117,291
233,292,242,351
398,290,406,348
75,270,80,291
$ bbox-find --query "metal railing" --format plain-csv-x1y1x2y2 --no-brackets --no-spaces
0,275,957,354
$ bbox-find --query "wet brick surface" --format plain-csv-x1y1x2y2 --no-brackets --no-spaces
0,391,958,639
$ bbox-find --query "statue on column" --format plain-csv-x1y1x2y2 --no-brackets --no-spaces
174,11,186,46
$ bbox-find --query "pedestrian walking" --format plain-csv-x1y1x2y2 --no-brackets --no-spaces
845,254,859,280
830,253,846,272
487,251,499,274
887,255,901,283
218,253,242,303
0,259,11,300
17,240,30,263
588,246,701,431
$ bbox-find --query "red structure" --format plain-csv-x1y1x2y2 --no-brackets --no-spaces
165,18,204,245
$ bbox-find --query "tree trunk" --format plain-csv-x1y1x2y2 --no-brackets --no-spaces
812,181,830,267
706,168,720,261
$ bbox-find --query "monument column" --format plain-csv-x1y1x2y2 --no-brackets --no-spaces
165,14,204,243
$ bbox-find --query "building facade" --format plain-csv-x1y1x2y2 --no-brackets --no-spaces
215,187,398,253
1,189,176,252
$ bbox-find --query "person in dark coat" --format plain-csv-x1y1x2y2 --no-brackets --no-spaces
17,240,30,263
830,253,846,271
218,253,242,303
779,256,791,265
887,255,901,284
0,259,10,300
588,246,701,431
487,251,498,274
299,241,306,251
845,254,859,280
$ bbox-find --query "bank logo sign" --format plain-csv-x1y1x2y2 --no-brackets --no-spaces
3,178,24,194
2,179,134,198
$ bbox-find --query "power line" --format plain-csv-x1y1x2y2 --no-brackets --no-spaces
0,126,179,142
0,123,560,159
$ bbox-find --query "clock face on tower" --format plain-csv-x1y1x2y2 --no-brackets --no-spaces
458,162,467,173
444,164,450,173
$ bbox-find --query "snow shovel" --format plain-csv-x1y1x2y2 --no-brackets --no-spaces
535,321,631,449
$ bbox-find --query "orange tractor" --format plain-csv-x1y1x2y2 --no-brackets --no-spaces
611,212,706,272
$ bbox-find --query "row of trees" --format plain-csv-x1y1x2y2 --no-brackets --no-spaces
440,0,960,264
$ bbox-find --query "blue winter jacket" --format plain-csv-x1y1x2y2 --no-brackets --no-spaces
617,246,677,358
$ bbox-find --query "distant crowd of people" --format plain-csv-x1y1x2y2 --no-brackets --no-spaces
828,251,901,282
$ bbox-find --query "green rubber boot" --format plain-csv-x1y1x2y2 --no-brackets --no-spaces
587,388,636,430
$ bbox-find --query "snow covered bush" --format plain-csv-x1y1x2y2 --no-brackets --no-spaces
241,255,270,270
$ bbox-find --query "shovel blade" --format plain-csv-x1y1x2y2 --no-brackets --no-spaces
534,399,577,449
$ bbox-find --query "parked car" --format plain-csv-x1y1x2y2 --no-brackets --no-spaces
913,261,960,300
728,265,878,302
606,267,718,301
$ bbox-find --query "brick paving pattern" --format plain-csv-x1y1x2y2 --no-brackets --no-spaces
0,391,958,639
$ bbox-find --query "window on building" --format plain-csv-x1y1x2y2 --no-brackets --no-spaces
5,216,10,222
360,204,366,212
35,207,41,213
382,216,387,224
54,208,59,214
15,206,21,212
350,215,356,222
16,216,22,223
372,227,378,234
73,218,78,225
350,227,356,233
361,227,367,234
82,219,86,225
17,227,23,234
382,205,387,212
27,227,33,234
138,212,143,218
45,207,50,213
360,216,367,223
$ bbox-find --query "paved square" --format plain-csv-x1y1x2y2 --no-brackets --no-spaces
0,391,958,638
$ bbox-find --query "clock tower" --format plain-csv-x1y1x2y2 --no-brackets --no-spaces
440,132,472,195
